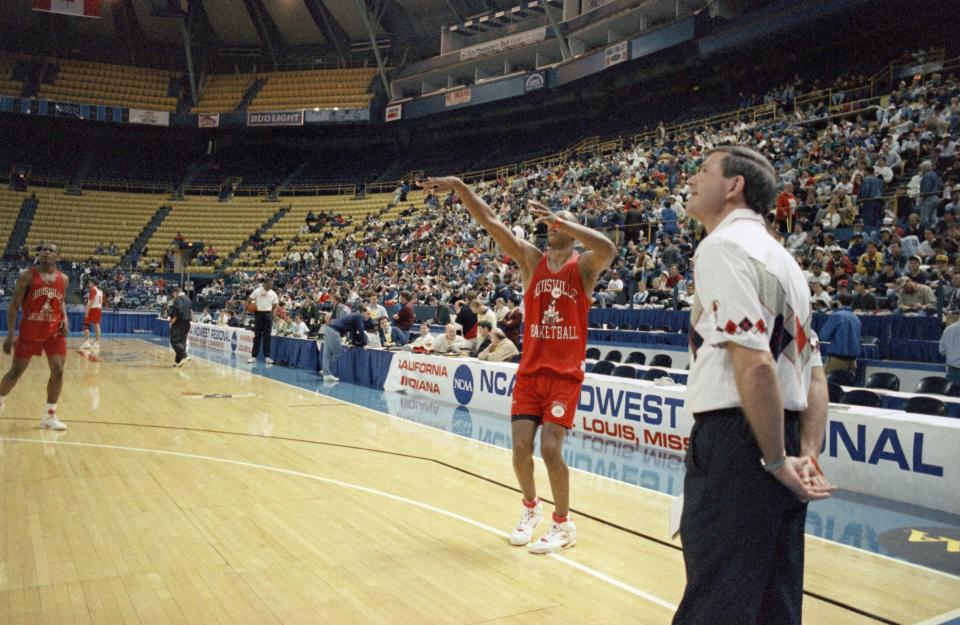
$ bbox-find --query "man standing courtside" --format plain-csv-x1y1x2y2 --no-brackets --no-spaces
674,146,835,624
168,286,192,368
0,243,70,430
421,177,616,554
247,278,278,364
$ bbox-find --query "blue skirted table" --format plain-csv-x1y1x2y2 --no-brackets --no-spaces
1,311,158,335
270,335,320,371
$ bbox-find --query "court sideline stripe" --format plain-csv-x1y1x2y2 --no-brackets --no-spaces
0,415,904,624
0,435,678,613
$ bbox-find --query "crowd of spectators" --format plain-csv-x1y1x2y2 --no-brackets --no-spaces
19,59,957,357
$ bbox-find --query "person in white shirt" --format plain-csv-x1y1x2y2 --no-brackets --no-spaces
469,299,498,331
217,309,230,325
596,271,625,307
198,308,213,324
431,324,473,354
803,262,830,288
292,314,309,338
408,323,436,351
675,145,834,625
247,279,279,364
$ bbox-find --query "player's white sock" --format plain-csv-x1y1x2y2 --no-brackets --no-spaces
46,403,57,415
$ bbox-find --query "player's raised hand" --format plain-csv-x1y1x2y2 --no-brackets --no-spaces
528,200,557,225
417,177,462,193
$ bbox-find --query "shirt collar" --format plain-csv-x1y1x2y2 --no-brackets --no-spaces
711,208,764,235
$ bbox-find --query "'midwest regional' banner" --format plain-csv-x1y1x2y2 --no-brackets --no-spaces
383,352,960,515
33,0,101,17
188,322,254,356
247,110,304,127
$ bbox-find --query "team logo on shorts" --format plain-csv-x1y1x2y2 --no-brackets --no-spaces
550,401,566,418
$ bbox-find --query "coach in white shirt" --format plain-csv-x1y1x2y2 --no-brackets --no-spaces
673,146,835,625
247,279,279,364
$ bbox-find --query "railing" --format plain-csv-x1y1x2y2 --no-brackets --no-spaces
631,102,778,145
282,183,358,196
78,179,174,194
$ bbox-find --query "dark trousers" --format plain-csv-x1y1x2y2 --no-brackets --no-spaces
252,311,272,358
673,409,807,625
170,321,190,363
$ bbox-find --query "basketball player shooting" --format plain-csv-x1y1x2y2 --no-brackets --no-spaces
419,177,617,553
1,243,70,430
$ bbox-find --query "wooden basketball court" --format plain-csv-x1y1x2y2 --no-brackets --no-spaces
1,338,958,625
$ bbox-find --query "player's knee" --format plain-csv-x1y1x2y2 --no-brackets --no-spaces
512,438,534,459
540,438,564,464
49,363,65,378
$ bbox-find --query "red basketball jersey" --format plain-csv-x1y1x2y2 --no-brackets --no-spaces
20,268,66,339
518,252,590,380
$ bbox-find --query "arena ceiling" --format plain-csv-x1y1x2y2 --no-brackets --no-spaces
0,0,539,64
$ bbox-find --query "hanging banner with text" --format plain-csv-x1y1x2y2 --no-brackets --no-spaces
382,351,959,515
246,110,304,127
459,26,547,61
129,108,170,126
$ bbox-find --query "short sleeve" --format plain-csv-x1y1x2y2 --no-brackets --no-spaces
694,240,770,352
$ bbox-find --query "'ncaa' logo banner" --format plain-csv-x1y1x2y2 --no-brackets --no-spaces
247,110,304,127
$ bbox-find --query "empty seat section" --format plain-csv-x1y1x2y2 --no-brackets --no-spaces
23,188,165,267
38,58,178,111
143,196,278,273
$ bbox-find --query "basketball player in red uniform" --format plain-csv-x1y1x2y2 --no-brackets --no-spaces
421,178,617,553
80,277,103,352
1,243,70,430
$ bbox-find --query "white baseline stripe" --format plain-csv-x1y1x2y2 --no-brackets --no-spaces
133,338,960,581
911,607,960,625
1,435,678,612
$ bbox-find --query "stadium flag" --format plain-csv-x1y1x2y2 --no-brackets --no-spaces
32,0,102,18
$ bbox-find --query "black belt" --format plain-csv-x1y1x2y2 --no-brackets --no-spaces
831,354,857,360
694,408,801,421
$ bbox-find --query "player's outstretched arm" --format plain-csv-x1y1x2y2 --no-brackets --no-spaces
419,177,541,274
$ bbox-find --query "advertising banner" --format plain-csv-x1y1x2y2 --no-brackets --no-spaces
383,352,959,515
129,108,170,126
188,322,254,356
459,26,547,61
444,88,472,108
246,110,304,127
604,41,629,67
198,113,220,128
385,104,402,122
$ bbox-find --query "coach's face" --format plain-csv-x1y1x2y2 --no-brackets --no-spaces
687,153,730,223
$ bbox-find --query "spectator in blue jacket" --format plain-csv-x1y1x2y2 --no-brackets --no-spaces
320,305,371,382
818,292,862,374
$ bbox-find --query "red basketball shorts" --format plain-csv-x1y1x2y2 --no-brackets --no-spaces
85,308,102,325
511,369,582,429
15,333,67,359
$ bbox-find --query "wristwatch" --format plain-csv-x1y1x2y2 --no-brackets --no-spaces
761,454,786,473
